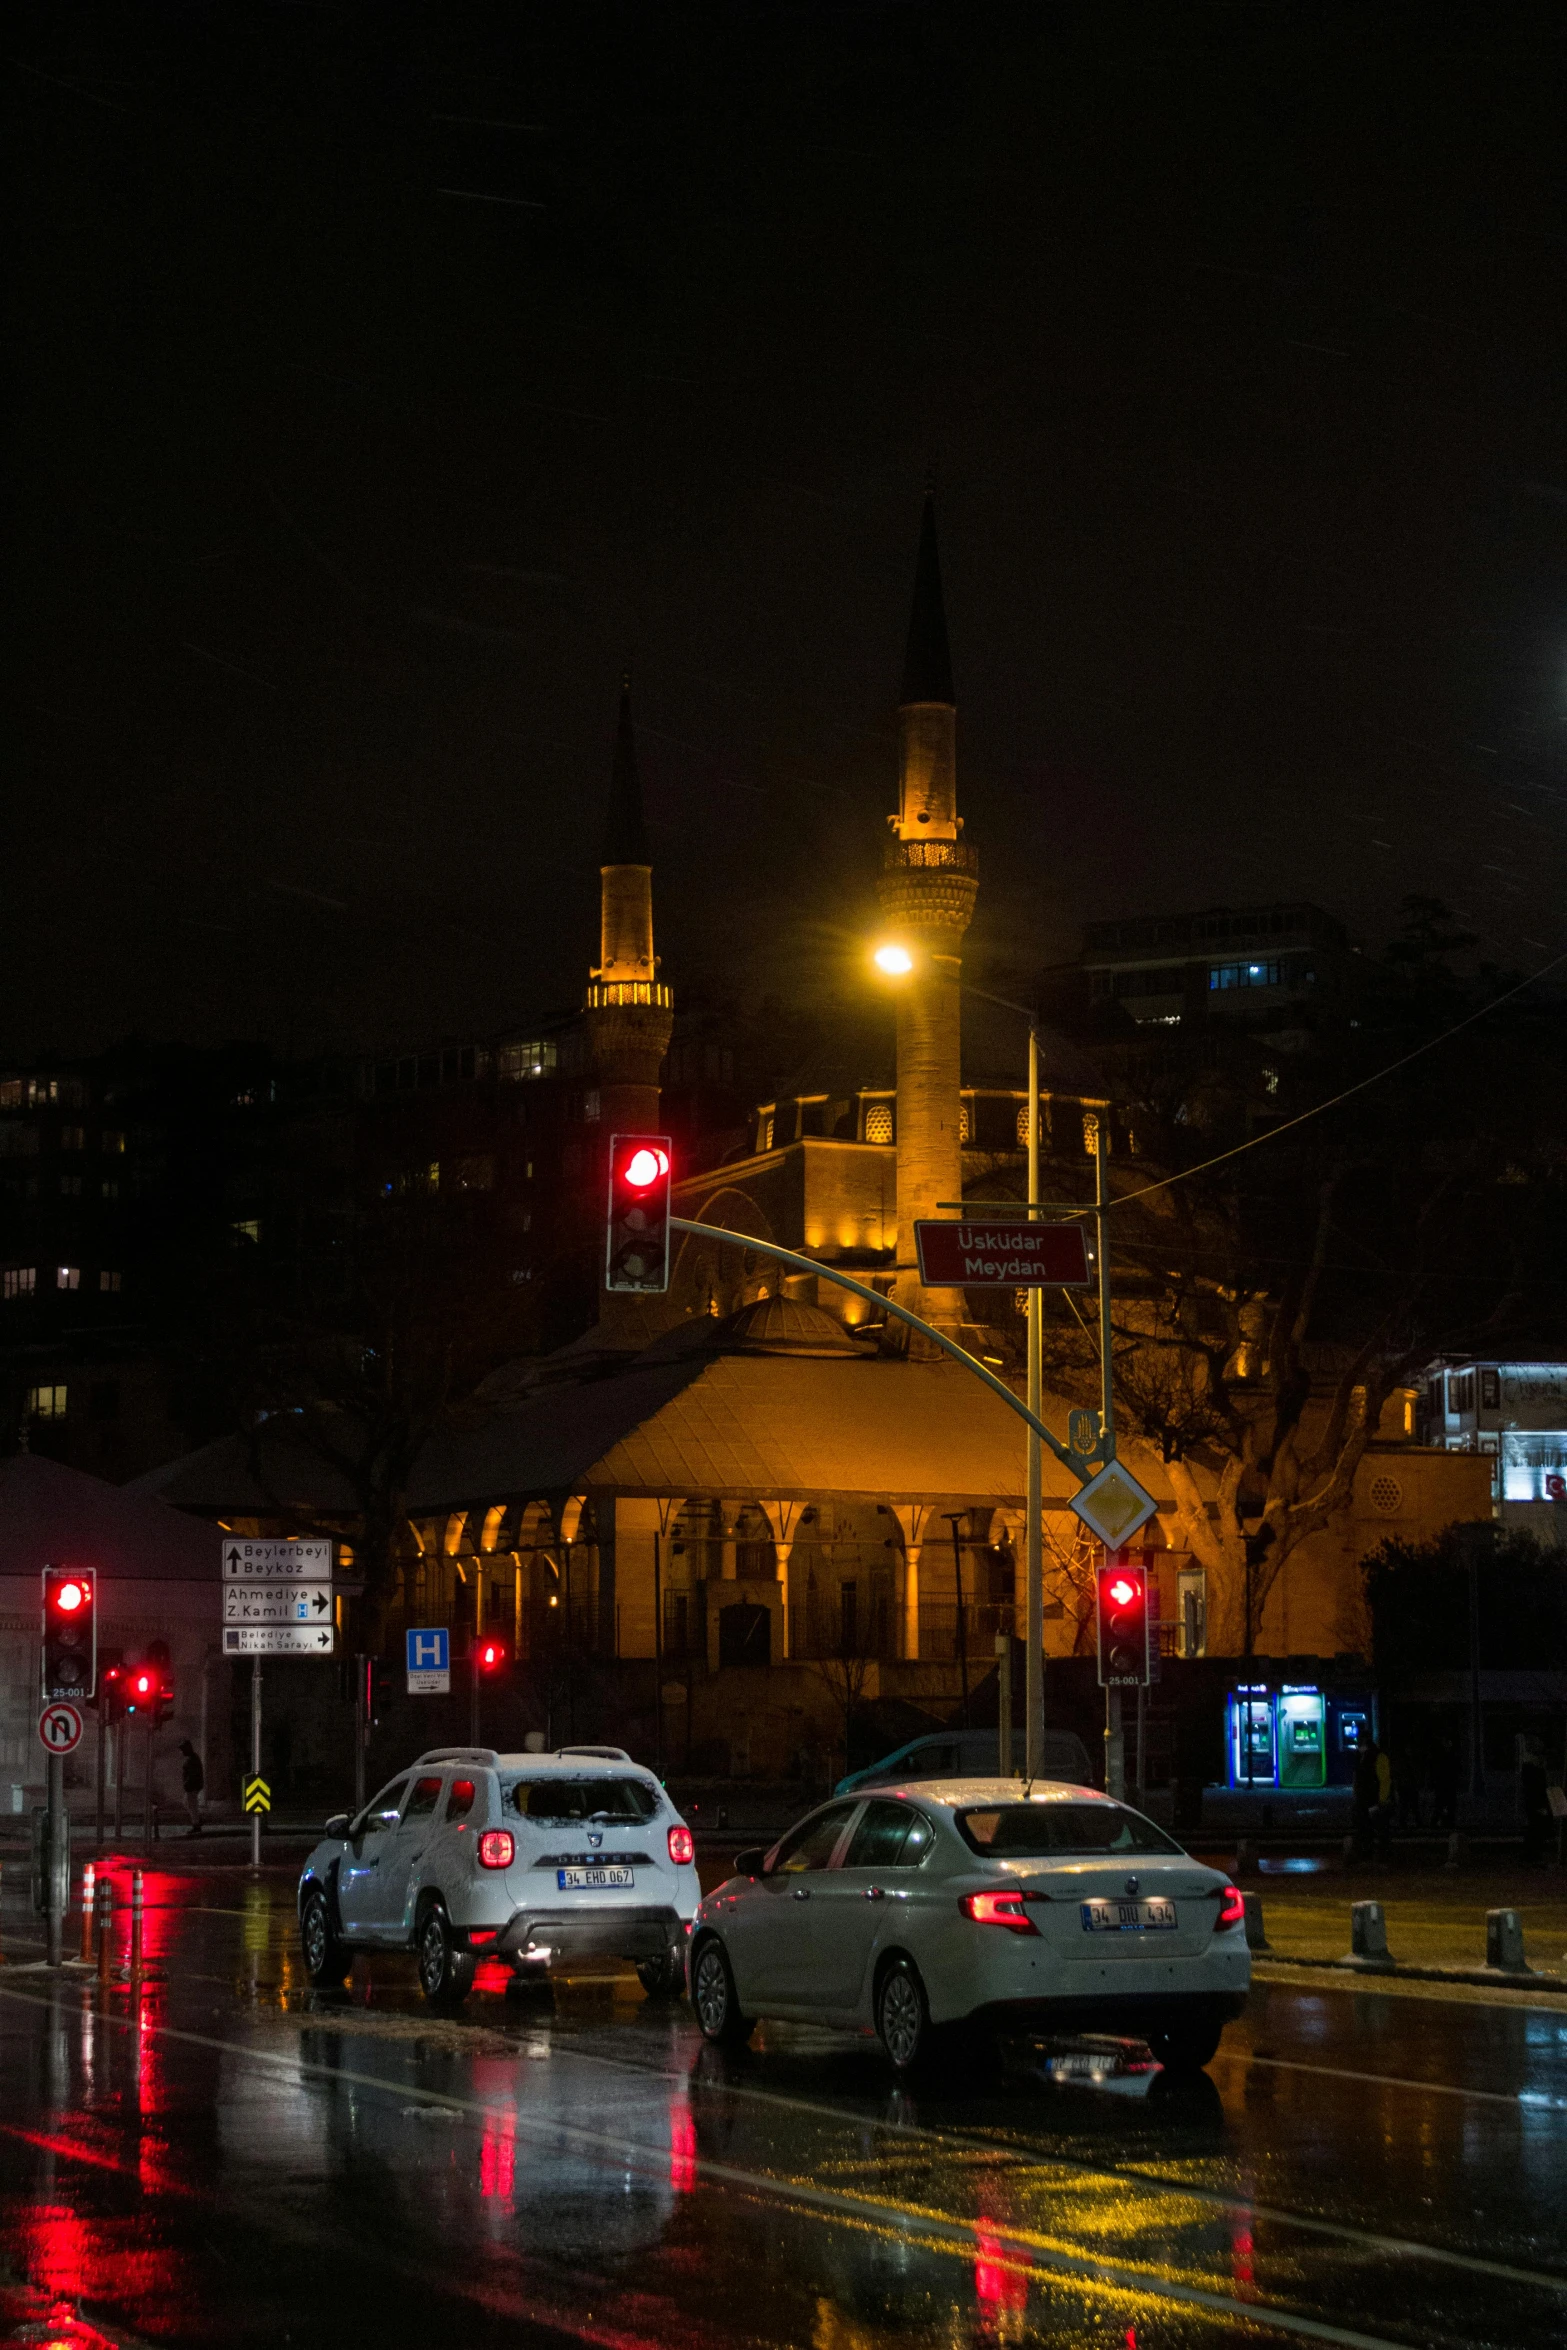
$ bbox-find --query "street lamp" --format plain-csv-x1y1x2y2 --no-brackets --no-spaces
871,941,1050,1779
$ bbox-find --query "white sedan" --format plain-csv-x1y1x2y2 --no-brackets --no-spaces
690,1778,1248,2075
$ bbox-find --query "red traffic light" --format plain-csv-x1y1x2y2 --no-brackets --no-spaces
477,1639,506,1673
1095,1559,1150,1688
1107,1575,1138,1608
133,1671,154,1699
621,1144,669,1191
52,1579,88,1614
42,1565,97,1700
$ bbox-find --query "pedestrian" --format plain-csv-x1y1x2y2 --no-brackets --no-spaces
1431,1737,1459,1833
178,1739,205,1835
1519,1737,1549,1868
1373,1741,1394,1861
1351,1734,1379,1861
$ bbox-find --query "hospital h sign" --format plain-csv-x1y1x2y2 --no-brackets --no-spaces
406,1627,450,1694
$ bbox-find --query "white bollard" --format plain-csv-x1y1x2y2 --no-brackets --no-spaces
1485,1908,1529,1972
1242,1892,1271,1951
1349,1899,1393,1965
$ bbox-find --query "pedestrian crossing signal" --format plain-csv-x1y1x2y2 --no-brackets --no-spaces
605,1133,672,1293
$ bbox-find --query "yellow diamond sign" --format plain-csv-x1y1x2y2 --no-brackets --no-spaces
1069,1458,1158,1547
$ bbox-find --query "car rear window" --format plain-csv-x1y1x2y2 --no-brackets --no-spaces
956,1802,1183,1858
505,1775,659,1823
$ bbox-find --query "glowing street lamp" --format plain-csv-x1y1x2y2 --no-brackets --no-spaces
873,941,914,976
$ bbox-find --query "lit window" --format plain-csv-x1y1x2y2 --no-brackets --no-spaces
101,1130,125,1154
1082,1114,1102,1155
496,1040,558,1082
0,1079,20,1106
1263,1066,1280,1096
100,1269,122,1293
101,1179,119,1199
4,1266,36,1300
57,1265,80,1291
759,1112,777,1150
864,1106,892,1145
27,1384,67,1419
1209,960,1282,992
232,1219,261,1244
1014,1106,1031,1146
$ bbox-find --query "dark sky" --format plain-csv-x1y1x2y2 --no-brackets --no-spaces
9,4,1567,1061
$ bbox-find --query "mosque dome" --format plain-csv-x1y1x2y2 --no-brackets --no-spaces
720,1294,862,1356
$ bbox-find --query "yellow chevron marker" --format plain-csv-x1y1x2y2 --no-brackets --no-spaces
243,1775,271,1815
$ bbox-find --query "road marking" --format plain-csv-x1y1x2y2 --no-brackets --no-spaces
1219,2048,1567,2112
0,1983,1559,2331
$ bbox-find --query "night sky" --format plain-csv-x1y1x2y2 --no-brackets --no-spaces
10,5,1567,1062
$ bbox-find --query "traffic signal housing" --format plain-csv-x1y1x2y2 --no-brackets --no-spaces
605,1133,672,1294
41,1566,96,1701
125,1664,157,1716
1095,1558,1150,1687
96,1648,127,1721
476,1636,507,1675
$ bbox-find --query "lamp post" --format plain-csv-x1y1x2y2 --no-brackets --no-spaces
872,947,1050,1778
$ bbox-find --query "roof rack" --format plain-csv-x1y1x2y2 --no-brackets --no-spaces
554,1744,632,1763
413,1748,500,1767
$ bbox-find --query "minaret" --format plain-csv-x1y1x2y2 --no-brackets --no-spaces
585,678,674,1325
877,493,977,1342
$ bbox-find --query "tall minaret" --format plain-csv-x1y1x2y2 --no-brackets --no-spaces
877,494,977,1342
585,678,674,1326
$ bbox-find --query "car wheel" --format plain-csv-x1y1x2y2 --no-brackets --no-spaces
875,1958,932,2076
300,1887,350,1988
417,1899,476,2008
1148,2014,1224,2071
637,1948,687,2000
691,1938,752,2045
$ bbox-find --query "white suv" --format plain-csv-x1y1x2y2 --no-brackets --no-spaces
297,1745,700,2006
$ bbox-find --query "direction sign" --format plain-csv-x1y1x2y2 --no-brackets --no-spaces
222,1583,333,1626
405,1627,450,1695
222,1624,336,1657
1069,1458,1159,1547
38,1700,84,1756
914,1220,1091,1288
242,1775,271,1815
222,1539,333,1581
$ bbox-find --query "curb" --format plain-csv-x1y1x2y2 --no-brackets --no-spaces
1253,1951,1567,1995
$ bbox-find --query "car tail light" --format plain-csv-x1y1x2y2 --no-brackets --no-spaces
667,1825,695,1866
477,1830,514,1870
1216,1883,1245,1930
959,1890,1039,1936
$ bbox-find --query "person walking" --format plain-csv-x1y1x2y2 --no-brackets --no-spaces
178,1740,205,1835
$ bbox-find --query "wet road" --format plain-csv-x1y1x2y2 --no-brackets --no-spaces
1,1856,1564,2350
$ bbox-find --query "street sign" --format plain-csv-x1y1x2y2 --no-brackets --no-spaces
242,1775,271,1814
222,1539,332,1580
405,1627,450,1695
38,1701,84,1756
1070,1459,1159,1547
222,1624,336,1656
914,1220,1091,1287
222,1583,333,1626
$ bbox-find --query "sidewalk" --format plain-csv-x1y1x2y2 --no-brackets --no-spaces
1233,1862,1567,1981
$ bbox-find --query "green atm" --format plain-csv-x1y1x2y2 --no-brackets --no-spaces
1278,1688,1327,1788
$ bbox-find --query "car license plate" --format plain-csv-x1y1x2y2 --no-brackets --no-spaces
1080,1898,1177,1933
557,1865,634,1890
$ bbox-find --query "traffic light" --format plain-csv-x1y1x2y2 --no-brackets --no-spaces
476,1636,507,1675
605,1133,672,1293
41,1566,96,1701
97,1648,127,1721
125,1663,157,1716
1095,1557,1150,1687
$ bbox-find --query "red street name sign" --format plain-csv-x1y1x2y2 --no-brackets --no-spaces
914,1219,1091,1287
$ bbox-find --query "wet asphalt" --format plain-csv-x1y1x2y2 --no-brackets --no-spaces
0,1851,1564,2350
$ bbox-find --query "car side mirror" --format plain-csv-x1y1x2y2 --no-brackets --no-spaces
325,1813,351,1839
732,1846,767,1878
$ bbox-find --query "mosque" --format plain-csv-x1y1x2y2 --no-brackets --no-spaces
153,496,1487,1792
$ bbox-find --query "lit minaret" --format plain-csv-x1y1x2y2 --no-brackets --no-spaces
585,678,673,1325
877,494,977,1341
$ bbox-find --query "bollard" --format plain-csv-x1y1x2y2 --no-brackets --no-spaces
79,1861,96,1964
1444,1831,1466,1871
1242,1892,1272,1952
95,1876,113,1988
1485,1908,1529,1973
130,1868,144,1982
1234,1837,1253,1878
1349,1899,1393,1966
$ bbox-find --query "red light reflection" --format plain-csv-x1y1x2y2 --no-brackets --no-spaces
668,2100,697,2194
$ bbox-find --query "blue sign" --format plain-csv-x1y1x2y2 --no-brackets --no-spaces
405,1627,450,1691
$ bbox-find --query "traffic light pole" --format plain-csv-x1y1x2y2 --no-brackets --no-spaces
44,1753,66,1967
250,1660,262,1872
